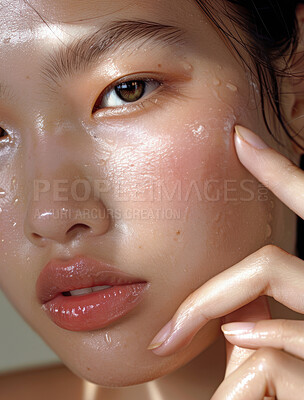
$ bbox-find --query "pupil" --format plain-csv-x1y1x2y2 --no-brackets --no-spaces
0,128,7,138
115,80,145,102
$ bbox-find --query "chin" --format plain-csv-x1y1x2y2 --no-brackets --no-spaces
52,319,221,388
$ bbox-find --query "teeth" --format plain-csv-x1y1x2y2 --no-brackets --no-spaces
70,288,93,296
92,285,112,292
68,285,112,296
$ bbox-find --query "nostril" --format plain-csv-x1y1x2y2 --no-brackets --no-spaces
32,232,42,240
66,223,91,236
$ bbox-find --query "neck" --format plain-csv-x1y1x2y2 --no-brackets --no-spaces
147,334,226,400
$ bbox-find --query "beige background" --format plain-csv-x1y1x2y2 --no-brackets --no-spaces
0,290,60,374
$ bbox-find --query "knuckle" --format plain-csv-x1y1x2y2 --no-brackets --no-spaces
257,245,293,296
259,244,281,259
255,244,280,276
257,244,287,272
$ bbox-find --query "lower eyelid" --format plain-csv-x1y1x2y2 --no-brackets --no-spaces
93,83,185,119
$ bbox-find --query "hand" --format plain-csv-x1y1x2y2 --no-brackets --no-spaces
147,125,304,399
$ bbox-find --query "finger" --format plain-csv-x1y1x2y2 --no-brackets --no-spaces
234,125,304,219
222,318,304,360
147,245,304,356
223,296,272,378
211,347,304,399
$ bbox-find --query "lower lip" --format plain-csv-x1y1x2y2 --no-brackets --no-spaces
42,283,149,331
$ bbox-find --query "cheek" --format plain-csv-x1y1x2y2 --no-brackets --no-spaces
107,98,272,282
157,105,272,281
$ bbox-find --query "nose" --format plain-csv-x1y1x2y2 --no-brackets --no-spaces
23,116,112,246
24,180,110,246
24,179,111,246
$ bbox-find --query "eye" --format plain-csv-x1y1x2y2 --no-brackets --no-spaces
93,78,161,112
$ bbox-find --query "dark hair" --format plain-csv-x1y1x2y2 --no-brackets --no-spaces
195,0,304,154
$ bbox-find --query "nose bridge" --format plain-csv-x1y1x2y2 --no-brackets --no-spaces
23,120,111,245
25,115,83,177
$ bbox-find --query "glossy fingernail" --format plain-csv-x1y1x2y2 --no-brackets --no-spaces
221,322,256,335
235,125,269,150
147,320,173,350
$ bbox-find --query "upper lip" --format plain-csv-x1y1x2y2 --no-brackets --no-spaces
36,255,147,304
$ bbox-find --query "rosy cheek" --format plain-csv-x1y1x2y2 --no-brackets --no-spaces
134,101,272,265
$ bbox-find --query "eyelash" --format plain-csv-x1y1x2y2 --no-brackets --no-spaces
92,74,182,117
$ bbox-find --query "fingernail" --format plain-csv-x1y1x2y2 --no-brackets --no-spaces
147,320,173,350
235,125,269,150
221,322,256,335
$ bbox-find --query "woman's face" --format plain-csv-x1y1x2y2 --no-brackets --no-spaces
0,0,295,386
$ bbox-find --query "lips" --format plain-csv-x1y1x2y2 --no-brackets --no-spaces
36,255,149,331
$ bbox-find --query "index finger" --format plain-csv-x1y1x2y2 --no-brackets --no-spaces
147,245,304,356
233,125,304,219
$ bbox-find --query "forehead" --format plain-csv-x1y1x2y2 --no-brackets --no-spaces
0,0,207,77
27,0,141,22
0,0,203,67
0,0,199,26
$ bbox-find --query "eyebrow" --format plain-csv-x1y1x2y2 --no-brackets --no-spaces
40,19,186,92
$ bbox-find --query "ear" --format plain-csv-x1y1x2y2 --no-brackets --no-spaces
284,4,304,155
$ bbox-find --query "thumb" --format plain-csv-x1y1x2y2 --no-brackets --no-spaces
221,295,272,378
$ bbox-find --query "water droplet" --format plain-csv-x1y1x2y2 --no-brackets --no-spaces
10,176,17,191
12,222,17,227
98,159,106,166
181,61,193,72
226,83,238,92
1,239,4,243
213,78,221,86
265,223,272,238
26,256,30,262
211,87,235,115
215,212,221,223
191,124,207,140
270,200,275,209
105,138,115,145
0,207,2,214
14,197,19,205
183,206,190,222
105,333,112,344
0,188,6,197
